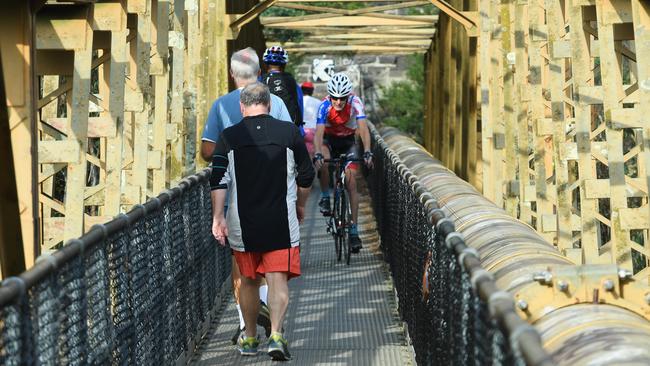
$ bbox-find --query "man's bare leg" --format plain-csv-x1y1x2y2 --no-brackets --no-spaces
232,256,242,303
345,168,362,251
239,275,262,338
233,258,269,324
265,272,289,333
346,168,359,224
231,257,246,338
319,146,331,195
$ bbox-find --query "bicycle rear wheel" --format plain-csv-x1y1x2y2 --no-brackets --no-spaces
339,190,350,265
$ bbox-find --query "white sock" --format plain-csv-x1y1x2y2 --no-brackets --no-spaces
259,285,269,305
236,304,245,329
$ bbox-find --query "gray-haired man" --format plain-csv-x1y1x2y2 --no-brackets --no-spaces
200,47,292,343
211,82,314,360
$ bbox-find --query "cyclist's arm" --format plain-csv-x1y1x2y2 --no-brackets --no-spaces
314,124,325,155
357,118,371,153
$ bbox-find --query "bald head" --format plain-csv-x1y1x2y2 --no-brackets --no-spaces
240,82,271,117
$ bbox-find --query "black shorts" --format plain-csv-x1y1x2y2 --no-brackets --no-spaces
324,134,360,161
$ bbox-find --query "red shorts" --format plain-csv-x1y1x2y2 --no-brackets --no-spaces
233,247,301,280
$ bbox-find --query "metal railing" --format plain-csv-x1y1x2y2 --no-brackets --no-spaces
0,169,231,365
367,125,552,366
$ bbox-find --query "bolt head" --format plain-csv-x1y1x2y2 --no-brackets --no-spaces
618,269,633,280
603,279,615,291
533,271,553,285
517,299,528,310
543,272,553,285
557,280,569,292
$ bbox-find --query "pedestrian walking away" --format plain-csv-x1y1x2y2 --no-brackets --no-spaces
261,46,304,132
210,82,314,361
301,81,322,159
200,47,293,344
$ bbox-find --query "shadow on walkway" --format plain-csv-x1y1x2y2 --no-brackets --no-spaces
190,179,415,365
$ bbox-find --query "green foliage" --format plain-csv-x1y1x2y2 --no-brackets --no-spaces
262,7,305,43
376,54,425,143
405,4,439,15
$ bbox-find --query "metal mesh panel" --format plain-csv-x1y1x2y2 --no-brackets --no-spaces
0,171,230,365
367,129,546,366
109,227,134,365
58,256,88,365
31,273,59,366
84,240,113,365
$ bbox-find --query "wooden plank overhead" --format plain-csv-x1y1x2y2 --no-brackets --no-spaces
304,32,434,40
274,1,431,15
282,45,428,53
261,15,437,27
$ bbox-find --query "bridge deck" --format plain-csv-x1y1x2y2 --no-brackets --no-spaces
190,184,415,365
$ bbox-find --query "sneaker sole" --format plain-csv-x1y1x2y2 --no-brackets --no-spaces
239,350,258,356
268,349,291,361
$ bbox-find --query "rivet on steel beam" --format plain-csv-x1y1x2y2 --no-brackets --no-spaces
533,271,552,285
517,299,528,311
557,280,569,292
618,269,633,281
603,279,615,292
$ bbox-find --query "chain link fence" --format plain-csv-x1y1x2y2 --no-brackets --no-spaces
367,125,552,366
0,169,231,366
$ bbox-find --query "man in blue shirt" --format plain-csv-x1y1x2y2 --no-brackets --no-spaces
200,47,292,161
200,47,292,343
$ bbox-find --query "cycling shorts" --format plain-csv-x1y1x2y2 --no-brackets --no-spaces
324,134,360,170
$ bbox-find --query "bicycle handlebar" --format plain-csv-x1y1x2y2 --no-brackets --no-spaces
323,158,365,163
322,154,366,163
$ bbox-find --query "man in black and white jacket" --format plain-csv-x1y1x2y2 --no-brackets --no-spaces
210,82,314,361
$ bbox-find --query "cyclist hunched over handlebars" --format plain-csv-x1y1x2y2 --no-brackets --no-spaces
313,73,373,253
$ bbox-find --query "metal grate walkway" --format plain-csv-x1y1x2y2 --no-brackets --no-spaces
190,183,415,365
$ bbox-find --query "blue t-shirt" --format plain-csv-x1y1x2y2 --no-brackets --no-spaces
201,89,292,143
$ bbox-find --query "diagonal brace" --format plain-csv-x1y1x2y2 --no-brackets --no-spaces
428,0,476,30
231,0,279,30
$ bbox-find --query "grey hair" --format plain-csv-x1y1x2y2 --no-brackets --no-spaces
230,47,260,81
240,82,271,107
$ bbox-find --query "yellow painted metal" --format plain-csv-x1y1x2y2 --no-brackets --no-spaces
0,0,237,265
381,126,650,365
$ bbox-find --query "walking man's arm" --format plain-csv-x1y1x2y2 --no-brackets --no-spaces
209,134,231,245
293,125,315,223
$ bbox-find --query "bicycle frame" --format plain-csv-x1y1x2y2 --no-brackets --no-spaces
324,154,361,265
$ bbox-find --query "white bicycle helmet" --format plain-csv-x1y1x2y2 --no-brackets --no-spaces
327,73,353,98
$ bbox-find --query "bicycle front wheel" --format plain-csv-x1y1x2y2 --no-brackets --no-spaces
333,192,343,262
339,189,350,265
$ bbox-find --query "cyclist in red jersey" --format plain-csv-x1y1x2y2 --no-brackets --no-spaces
313,73,373,253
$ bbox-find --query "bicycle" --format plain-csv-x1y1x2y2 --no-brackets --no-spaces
323,154,363,265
